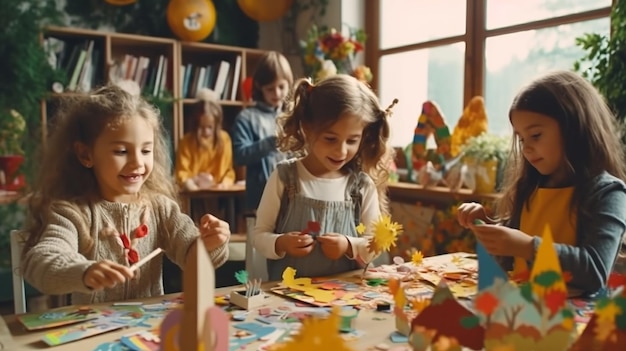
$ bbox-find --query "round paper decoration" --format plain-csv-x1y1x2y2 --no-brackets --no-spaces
167,0,217,42
237,0,294,22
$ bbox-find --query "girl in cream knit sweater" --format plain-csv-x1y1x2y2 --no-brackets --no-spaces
21,85,230,304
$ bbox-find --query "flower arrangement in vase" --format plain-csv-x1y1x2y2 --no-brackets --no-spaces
460,132,511,193
300,24,372,83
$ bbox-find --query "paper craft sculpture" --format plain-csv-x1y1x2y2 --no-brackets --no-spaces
473,226,577,351
160,238,229,351
412,101,452,174
409,280,485,351
449,96,488,157
569,285,626,350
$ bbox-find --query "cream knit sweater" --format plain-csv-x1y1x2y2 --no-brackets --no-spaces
22,194,228,304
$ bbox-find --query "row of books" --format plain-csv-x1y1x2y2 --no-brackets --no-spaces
45,38,101,93
110,54,169,98
181,55,242,101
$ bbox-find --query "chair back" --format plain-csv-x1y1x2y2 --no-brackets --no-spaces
10,229,27,314
245,214,268,282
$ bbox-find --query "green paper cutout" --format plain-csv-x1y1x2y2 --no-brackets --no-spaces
235,270,249,285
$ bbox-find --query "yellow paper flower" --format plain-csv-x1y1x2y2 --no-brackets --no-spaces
355,222,366,235
412,250,424,266
273,307,355,351
369,214,403,253
409,296,430,313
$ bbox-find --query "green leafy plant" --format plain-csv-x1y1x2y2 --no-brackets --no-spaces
460,133,511,163
0,0,63,169
574,0,626,122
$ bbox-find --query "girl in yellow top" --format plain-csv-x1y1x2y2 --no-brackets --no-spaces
175,92,235,190
457,71,626,296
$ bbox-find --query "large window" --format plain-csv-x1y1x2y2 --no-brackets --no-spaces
367,0,612,147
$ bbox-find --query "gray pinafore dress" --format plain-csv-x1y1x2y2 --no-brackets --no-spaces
266,160,366,281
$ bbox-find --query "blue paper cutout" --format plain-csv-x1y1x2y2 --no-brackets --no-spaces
476,241,509,291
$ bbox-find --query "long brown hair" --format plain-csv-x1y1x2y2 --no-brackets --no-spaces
188,95,224,153
251,51,294,107
277,74,396,214
497,70,626,222
24,85,175,249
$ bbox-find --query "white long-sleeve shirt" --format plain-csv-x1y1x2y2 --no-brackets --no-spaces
253,160,380,263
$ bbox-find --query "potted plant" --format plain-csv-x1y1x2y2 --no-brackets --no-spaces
460,133,511,193
0,110,26,190
0,1,62,190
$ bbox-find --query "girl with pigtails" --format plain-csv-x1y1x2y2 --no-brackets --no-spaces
253,74,398,281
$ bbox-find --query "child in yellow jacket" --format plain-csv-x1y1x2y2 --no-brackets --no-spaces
175,90,235,190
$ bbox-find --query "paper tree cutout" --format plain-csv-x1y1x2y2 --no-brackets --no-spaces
409,280,485,351
570,287,626,350
476,242,509,291
271,307,355,351
473,225,576,350
161,238,229,351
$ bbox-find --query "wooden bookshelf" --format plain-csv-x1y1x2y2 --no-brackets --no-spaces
40,26,268,154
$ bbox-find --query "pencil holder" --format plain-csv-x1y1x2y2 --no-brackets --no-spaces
229,289,266,310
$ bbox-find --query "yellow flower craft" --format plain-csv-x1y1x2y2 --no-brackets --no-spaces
367,214,403,254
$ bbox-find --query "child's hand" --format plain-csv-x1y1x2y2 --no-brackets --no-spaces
83,260,134,290
199,214,230,251
317,234,350,260
457,202,489,228
276,232,315,257
195,173,215,189
470,223,534,259
183,179,199,191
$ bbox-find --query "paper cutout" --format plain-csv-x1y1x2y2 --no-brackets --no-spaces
120,328,161,350
409,281,485,351
476,242,509,291
282,267,312,289
18,306,100,330
570,286,626,350
42,320,126,346
270,307,355,351
368,214,403,254
272,274,380,307
473,225,577,350
160,238,229,351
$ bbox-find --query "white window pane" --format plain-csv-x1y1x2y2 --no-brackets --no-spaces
379,43,465,147
486,0,611,30
380,0,466,49
484,18,609,136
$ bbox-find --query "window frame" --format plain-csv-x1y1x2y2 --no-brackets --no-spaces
364,0,612,108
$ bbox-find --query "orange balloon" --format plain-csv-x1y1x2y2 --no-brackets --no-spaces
167,0,217,42
104,0,137,5
237,0,293,22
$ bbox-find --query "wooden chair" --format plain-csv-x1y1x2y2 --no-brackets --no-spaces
9,229,27,314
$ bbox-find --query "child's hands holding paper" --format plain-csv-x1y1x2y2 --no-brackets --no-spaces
457,202,491,228
275,232,315,257
83,260,134,290
317,233,350,260
469,221,534,259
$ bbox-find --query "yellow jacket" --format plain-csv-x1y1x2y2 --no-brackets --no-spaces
175,130,235,186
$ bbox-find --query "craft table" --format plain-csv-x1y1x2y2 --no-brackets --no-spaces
179,183,246,232
1,254,473,350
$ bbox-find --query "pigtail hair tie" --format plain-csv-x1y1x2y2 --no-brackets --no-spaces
385,98,399,117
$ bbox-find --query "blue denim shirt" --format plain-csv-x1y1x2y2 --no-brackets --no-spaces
503,171,626,296
231,102,286,211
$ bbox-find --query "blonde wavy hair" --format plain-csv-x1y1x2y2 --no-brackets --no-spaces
277,74,397,214
24,84,176,249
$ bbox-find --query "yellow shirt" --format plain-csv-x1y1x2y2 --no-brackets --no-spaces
520,187,577,245
175,130,235,186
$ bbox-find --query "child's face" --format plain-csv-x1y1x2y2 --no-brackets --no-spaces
260,78,290,108
197,114,216,140
510,110,568,186
304,113,365,177
87,115,155,202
